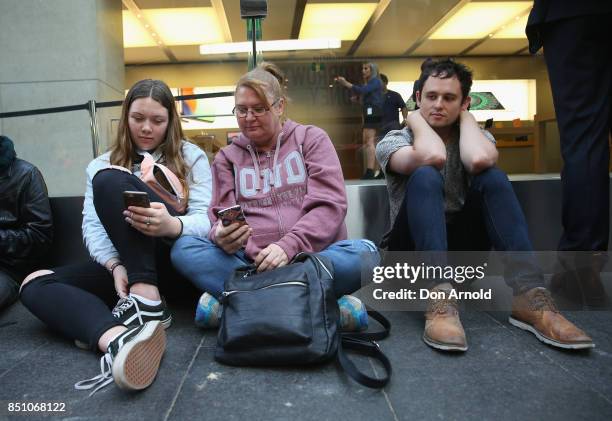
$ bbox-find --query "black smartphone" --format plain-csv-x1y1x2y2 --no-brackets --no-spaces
216,204,246,227
123,191,151,209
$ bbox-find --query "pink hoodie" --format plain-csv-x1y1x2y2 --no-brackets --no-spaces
208,119,348,260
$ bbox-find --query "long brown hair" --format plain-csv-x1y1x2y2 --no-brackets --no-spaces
110,79,189,199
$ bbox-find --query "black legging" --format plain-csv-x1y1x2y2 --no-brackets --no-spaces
20,169,181,350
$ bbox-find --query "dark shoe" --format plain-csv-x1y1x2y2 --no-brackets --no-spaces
549,270,584,310
551,258,610,310
509,287,594,349
574,261,610,309
75,320,166,395
361,169,376,180
112,295,172,329
423,284,467,352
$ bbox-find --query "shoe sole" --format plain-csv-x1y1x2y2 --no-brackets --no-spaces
161,316,172,329
422,333,468,352
508,317,595,350
112,321,166,391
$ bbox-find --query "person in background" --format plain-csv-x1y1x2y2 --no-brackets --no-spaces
376,58,593,352
335,62,384,179
172,62,379,331
379,73,408,137
0,135,53,312
19,79,212,395
526,1,612,309
377,74,409,179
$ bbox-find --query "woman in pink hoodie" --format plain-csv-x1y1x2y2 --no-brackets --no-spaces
171,62,379,329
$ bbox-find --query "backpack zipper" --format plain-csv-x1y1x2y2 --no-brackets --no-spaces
221,281,307,298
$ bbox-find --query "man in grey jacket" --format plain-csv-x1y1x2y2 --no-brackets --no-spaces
376,58,593,352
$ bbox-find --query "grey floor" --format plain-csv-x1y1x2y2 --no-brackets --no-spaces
1,296,612,421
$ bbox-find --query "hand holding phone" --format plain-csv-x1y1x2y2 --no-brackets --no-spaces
123,191,151,209
216,205,246,227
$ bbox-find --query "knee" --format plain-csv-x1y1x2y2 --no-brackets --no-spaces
473,167,510,190
20,269,54,294
352,239,380,257
92,169,132,197
407,166,443,192
171,236,211,266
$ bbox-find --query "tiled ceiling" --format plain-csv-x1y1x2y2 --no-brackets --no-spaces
123,0,533,65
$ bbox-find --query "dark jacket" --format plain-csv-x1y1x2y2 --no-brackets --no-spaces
526,0,612,53
0,146,53,275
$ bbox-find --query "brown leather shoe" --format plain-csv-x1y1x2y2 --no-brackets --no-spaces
509,287,594,349
423,284,467,352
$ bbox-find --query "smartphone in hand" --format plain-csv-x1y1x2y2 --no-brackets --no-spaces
123,191,151,209
216,204,246,227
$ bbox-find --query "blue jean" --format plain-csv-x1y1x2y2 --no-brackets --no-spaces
171,237,380,299
387,166,544,294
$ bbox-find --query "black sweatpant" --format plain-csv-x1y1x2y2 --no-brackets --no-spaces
20,169,191,351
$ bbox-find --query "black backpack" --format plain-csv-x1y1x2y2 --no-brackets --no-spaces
215,253,392,388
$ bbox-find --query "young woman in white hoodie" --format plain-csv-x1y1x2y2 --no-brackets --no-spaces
20,79,212,395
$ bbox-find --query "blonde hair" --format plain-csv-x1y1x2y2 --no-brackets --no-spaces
364,62,380,81
235,62,288,112
110,79,189,200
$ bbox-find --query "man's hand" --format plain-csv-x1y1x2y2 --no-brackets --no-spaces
388,111,447,175
215,222,251,254
254,244,288,272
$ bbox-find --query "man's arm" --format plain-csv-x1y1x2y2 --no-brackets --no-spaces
0,168,53,259
388,111,446,175
459,110,498,174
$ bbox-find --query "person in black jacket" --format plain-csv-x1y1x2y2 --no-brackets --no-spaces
527,1,612,308
0,135,53,311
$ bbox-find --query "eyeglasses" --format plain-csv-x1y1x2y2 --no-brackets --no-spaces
233,99,280,118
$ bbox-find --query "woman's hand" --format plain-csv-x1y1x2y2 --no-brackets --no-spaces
215,222,251,254
124,203,182,238
113,265,129,298
334,76,351,89
254,244,288,272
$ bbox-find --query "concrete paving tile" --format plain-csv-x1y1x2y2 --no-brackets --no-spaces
0,304,205,420
381,316,612,421
166,342,394,421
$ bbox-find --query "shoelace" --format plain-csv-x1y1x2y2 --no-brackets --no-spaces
112,296,144,324
428,297,458,314
530,288,559,312
74,353,114,396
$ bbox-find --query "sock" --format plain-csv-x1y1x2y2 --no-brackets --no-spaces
130,293,161,306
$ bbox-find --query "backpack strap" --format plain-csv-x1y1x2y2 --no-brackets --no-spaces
337,336,392,389
336,310,392,389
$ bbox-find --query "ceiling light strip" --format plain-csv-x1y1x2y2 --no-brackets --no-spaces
458,7,531,56
347,0,392,56
122,0,177,62
403,0,470,56
211,0,232,42
200,39,341,55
